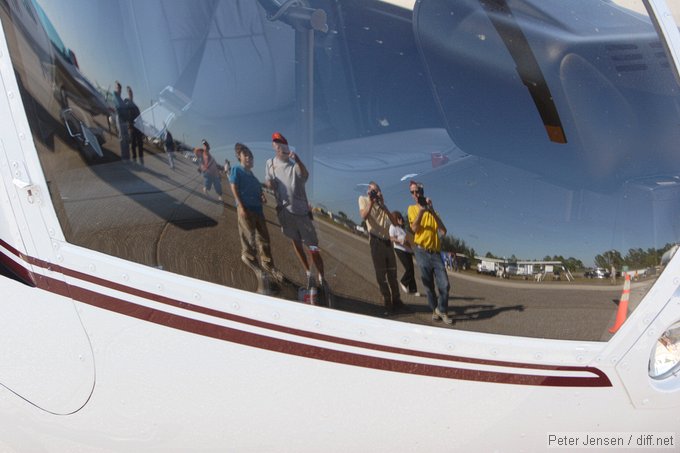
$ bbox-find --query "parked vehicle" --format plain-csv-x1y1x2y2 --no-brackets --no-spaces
477,259,498,275
585,268,611,279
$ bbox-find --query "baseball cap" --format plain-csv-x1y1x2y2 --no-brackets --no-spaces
272,132,288,145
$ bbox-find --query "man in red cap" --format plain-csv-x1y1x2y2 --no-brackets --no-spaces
265,132,330,305
271,131,287,145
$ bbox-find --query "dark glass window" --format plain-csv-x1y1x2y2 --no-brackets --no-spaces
3,0,680,340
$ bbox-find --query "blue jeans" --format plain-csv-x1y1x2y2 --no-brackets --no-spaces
203,173,223,196
413,247,450,313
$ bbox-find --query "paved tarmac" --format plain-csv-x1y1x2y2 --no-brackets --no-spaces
36,128,655,342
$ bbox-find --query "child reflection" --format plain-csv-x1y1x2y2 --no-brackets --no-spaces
389,211,420,297
193,139,223,202
229,143,284,284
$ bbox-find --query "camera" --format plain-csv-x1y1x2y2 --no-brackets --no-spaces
414,187,427,206
369,189,379,201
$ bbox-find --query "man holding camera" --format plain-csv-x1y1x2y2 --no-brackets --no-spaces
359,182,404,314
407,180,453,325
266,132,331,305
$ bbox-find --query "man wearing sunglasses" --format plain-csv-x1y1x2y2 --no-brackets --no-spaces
407,181,453,325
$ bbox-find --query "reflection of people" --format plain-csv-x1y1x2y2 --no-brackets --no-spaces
389,211,419,297
407,180,453,325
194,139,223,201
230,143,283,282
113,81,130,162
359,182,403,314
265,132,328,295
164,129,175,169
126,86,144,165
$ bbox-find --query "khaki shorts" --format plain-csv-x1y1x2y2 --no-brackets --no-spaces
277,208,319,248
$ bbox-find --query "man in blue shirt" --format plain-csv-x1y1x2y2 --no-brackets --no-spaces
229,143,282,283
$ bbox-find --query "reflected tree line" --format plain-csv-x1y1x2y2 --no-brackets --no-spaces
429,241,674,273
317,208,675,273
593,245,676,270
470,245,675,272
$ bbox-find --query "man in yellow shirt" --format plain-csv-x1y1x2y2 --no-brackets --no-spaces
407,181,452,325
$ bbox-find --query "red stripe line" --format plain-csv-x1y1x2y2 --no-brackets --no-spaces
66,283,609,387
0,240,612,386
0,245,36,286
59,262,607,375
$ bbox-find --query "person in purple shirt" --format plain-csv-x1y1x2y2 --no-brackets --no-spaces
194,139,223,201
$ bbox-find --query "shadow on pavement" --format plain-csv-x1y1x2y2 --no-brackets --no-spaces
452,304,525,322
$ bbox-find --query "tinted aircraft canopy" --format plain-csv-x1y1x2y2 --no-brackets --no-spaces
2,0,680,340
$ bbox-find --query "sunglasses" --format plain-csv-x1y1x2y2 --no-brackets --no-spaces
410,190,419,194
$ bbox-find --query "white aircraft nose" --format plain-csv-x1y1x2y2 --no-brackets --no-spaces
0,278,95,415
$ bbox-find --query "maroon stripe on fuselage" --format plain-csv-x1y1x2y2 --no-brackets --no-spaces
0,241,36,286
0,240,612,387
65,283,609,387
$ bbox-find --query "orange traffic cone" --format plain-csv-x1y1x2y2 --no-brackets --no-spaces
609,273,631,334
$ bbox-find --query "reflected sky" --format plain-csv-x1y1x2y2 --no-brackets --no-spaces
38,0,135,97
22,0,680,266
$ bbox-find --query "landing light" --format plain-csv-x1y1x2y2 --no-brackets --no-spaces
649,320,680,380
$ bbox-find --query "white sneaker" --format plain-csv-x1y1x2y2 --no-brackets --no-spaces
399,282,408,293
435,308,454,325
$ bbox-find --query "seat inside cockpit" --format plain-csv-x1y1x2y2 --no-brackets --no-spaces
101,0,457,205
